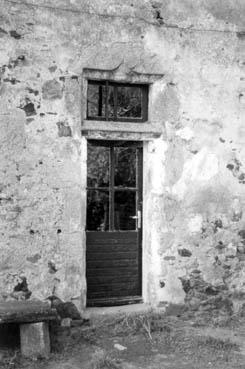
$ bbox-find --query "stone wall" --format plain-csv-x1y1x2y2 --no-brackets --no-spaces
0,0,245,312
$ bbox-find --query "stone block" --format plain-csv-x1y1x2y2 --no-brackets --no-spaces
42,79,63,100
20,322,50,358
61,317,71,327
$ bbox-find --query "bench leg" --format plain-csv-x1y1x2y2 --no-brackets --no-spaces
20,322,50,359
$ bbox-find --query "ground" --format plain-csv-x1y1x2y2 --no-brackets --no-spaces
1,307,245,369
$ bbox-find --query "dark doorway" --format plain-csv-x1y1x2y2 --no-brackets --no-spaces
86,140,143,306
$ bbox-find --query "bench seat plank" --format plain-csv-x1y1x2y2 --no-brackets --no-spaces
0,301,57,324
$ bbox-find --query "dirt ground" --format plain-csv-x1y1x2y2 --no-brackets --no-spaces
1,309,245,369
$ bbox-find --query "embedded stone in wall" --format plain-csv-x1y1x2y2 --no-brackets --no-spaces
187,215,203,233
237,31,245,40
179,272,233,314
9,30,22,39
48,260,57,274
0,27,7,36
178,248,192,257
48,65,57,73
26,254,41,264
176,127,194,141
226,158,245,184
239,91,245,105
20,102,36,116
42,80,63,100
56,122,72,137
4,276,33,301
159,279,165,288
238,230,245,245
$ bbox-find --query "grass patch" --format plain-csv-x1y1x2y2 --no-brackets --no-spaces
196,336,240,352
87,310,174,342
89,351,122,369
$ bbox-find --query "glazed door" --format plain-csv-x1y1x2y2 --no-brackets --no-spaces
86,140,143,306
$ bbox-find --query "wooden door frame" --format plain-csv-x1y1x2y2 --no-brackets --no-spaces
85,139,143,306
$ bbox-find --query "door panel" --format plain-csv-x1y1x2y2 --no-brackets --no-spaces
87,232,139,299
86,140,142,306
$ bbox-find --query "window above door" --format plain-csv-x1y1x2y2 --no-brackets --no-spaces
81,68,164,140
87,80,148,123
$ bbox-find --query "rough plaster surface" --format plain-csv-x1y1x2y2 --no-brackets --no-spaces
0,0,245,311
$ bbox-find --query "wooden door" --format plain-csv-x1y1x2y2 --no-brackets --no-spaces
86,140,143,306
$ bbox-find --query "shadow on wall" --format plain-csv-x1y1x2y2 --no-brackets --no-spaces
0,324,20,349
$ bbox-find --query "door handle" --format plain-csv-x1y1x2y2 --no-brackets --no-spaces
130,210,141,229
137,210,141,229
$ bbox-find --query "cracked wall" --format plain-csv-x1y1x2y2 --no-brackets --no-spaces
0,0,245,312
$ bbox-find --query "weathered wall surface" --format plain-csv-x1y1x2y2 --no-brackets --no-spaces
143,1,245,314
0,0,245,312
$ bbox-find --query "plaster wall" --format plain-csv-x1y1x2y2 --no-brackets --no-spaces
0,0,245,311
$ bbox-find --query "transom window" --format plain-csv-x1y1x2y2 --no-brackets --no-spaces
87,80,148,123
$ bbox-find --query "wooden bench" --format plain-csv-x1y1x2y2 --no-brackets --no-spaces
0,300,58,358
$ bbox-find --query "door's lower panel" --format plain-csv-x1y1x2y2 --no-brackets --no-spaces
86,231,141,304
87,296,143,307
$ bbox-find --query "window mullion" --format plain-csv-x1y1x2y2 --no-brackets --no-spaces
98,85,103,117
142,86,148,122
105,81,109,121
109,146,115,231
113,85,117,121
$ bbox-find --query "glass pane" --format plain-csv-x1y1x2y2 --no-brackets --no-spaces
107,85,114,119
87,190,109,231
87,144,109,187
114,147,136,187
87,83,106,118
114,191,136,231
117,86,142,118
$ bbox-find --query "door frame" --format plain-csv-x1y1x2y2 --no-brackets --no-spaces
85,139,143,306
